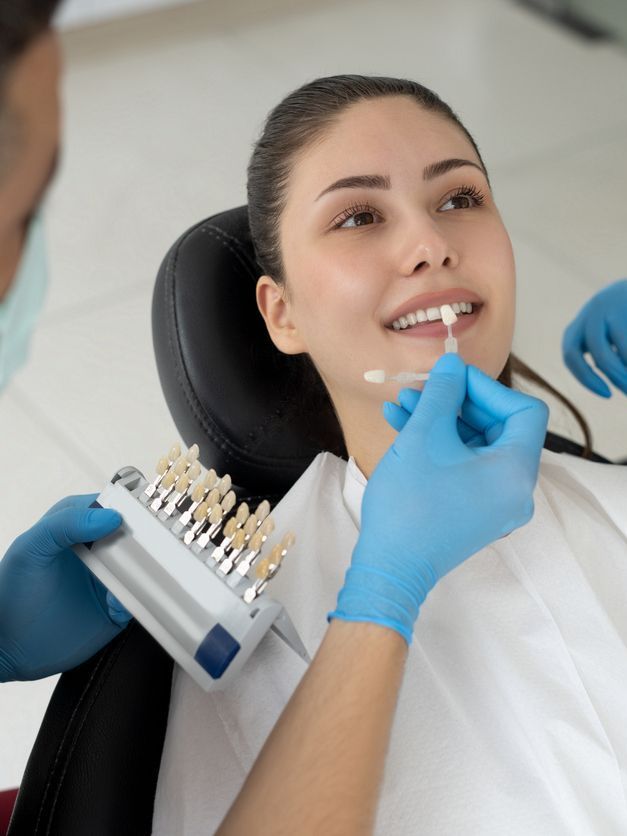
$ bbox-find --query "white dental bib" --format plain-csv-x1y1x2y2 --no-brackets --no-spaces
153,449,627,835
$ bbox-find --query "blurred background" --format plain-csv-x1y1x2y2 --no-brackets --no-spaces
1,0,626,791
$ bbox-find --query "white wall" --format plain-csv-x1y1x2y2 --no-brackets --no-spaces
57,0,199,29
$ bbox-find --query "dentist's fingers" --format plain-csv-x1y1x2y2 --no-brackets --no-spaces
585,318,627,394
466,365,549,465
387,391,485,446
105,589,133,627
383,400,410,433
562,317,612,398
392,354,467,458
397,377,504,445
608,318,627,367
23,506,123,564
42,493,99,518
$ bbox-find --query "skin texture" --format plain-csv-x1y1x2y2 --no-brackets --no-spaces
0,30,61,300
256,96,517,477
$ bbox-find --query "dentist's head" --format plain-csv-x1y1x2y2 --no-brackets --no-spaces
0,0,62,389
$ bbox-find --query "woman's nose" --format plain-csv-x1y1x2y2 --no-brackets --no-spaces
399,219,459,276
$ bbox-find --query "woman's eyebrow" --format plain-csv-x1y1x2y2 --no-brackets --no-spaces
423,158,486,180
315,173,390,201
315,159,487,202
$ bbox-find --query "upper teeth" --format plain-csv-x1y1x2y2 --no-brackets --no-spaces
391,301,474,331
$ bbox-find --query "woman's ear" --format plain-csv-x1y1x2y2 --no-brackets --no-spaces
256,275,308,355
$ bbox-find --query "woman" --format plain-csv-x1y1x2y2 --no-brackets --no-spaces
153,76,627,834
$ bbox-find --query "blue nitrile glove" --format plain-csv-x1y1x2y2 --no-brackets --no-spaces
328,353,549,644
384,369,505,447
0,494,132,682
562,278,627,397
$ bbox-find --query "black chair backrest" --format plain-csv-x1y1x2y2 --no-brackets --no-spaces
8,207,612,836
152,205,346,500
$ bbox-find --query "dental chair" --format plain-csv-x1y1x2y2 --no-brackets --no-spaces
6,206,613,836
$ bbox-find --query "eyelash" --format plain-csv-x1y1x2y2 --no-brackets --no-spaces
446,183,486,208
331,202,379,229
330,184,486,229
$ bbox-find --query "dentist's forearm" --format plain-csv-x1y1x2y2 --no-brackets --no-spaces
216,619,407,836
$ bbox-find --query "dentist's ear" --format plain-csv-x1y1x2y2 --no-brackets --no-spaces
256,275,308,355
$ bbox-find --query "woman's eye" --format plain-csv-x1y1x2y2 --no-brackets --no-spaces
332,204,381,229
439,185,485,212
440,195,473,211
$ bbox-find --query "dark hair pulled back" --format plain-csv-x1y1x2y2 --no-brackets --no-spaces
247,74,593,457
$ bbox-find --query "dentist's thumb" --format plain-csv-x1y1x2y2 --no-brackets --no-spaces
391,353,467,457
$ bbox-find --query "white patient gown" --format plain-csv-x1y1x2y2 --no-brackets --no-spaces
152,448,627,835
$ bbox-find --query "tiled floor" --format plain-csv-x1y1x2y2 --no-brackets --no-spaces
1,0,626,790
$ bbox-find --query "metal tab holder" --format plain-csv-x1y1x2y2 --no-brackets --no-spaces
75,466,310,691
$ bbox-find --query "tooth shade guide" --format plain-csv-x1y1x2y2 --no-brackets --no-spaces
244,515,258,537
208,505,223,525
210,516,241,565
222,517,238,539
173,456,188,476
255,500,271,522
235,503,250,525
140,441,298,605
248,530,264,553
141,455,171,501
281,531,296,550
193,501,209,523
204,469,218,490
256,557,271,581
161,470,176,489
187,462,201,482
205,488,220,509
221,491,237,514
364,369,386,383
191,483,205,503
231,529,247,550
217,474,232,496
440,304,458,326
260,516,275,537
185,444,200,463
175,474,190,492
364,370,430,384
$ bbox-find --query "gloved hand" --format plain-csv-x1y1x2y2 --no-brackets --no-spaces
0,494,131,682
329,353,549,644
562,278,627,397
383,375,505,447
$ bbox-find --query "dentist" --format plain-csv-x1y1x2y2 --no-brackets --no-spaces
0,1,131,684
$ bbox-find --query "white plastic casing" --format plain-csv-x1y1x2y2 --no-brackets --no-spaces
75,466,309,691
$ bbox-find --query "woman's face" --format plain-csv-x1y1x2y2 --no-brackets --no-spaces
257,95,516,466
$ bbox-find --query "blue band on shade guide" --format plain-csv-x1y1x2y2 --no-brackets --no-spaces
194,623,241,679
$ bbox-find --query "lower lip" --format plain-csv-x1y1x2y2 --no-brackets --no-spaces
388,306,483,339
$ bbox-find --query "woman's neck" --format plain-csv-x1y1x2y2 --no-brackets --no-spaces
335,397,398,480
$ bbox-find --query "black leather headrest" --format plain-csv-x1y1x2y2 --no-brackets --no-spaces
152,206,346,498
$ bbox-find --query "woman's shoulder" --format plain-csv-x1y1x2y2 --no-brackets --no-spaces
271,451,348,515
539,446,625,480
539,447,627,530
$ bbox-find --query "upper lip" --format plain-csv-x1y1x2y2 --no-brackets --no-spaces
384,287,484,327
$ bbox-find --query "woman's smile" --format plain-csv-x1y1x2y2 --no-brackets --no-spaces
387,303,483,339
